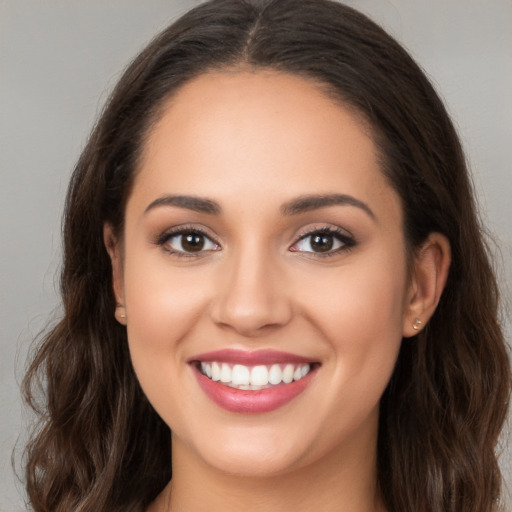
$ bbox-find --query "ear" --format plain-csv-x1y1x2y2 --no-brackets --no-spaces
402,233,451,338
103,223,127,325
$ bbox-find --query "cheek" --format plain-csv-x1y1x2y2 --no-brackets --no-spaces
124,248,210,333
122,255,217,429
310,256,405,326
297,253,407,437
121,252,212,388
299,247,408,381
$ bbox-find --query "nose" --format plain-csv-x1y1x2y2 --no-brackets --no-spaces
210,250,293,337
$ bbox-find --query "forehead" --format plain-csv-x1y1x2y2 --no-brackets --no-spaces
131,69,399,221
143,69,374,165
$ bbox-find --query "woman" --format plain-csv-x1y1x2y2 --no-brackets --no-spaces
23,0,510,511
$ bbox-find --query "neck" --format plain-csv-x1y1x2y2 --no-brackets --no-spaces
150,425,386,512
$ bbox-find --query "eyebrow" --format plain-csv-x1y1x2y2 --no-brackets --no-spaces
280,194,376,221
145,195,222,215
144,193,375,220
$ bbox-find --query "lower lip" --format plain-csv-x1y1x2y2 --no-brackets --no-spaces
193,366,316,414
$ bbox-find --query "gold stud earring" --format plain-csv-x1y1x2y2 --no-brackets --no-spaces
412,318,422,331
115,305,127,323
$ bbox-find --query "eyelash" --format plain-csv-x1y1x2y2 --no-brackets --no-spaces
156,226,220,258
155,225,356,258
292,226,356,258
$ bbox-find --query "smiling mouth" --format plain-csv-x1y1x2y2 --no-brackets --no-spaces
189,349,320,413
195,361,313,390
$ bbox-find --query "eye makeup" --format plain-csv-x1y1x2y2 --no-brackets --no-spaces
290,225,356,258
153,222,356,259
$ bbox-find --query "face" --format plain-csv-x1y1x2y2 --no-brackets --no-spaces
108,70,416,478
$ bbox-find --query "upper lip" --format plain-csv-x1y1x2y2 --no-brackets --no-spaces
188,349,316,366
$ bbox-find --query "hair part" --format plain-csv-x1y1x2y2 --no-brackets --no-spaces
23,1,510,511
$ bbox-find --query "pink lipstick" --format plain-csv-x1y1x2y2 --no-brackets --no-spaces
189,349,318,413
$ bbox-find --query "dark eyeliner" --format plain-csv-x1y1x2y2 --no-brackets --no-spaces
293,226,356,257
154,225,219,257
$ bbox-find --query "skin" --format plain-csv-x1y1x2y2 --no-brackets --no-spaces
105,69,450,512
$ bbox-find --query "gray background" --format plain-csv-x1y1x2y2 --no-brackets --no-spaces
1,1,511,510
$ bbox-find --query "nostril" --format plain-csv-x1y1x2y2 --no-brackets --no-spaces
210,296,293,337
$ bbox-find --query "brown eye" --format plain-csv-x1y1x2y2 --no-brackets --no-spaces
310,234,334,252
161,229,219,255
291,228,355,256
181,233,205,252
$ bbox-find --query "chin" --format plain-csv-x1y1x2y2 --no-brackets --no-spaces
179,421,317,478
200,446,306,478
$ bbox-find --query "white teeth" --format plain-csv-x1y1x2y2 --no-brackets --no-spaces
232,364,250,386
250,365,269,386
201,362,212,378
268,364,282,385
211,362,221,381
283,364,294,384
220,363,231,383
198,361,312,389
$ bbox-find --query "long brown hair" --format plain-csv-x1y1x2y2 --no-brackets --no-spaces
23,1,510,510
